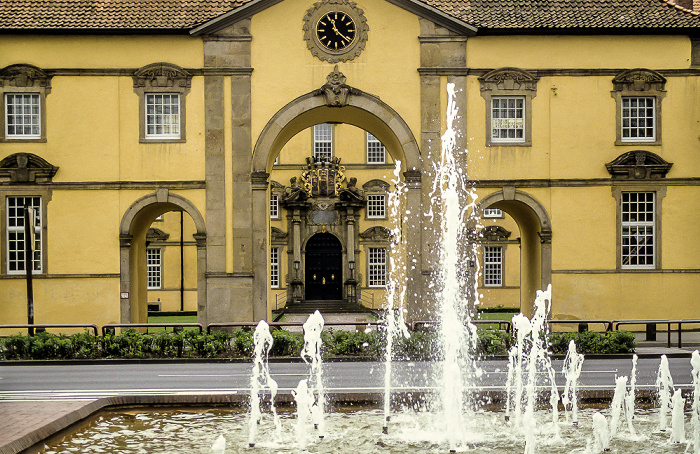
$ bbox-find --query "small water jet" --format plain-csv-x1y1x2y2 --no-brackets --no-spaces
562,339,584,426
248,320,281,448
656,354,674,432
692,350,700,453
625,353,638,435
670,387,686,443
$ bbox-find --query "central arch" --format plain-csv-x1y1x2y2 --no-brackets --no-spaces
249,85,423,320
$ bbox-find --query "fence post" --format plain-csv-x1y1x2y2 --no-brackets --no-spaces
645,323,656,341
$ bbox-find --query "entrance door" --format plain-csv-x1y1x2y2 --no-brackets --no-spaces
305,233,342,300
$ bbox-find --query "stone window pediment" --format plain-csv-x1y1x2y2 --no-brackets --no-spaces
0,153,58,183
1,65,51,142
480,225,511,242
362,179,390,193
146,228,170,242
271,227,288,245
611,68,666,146
605,150,672,180
359,226,391,243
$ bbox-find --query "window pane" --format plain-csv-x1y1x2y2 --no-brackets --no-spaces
145,94,180,139
621,97,655,142
491,96,526,143
621,192,654,268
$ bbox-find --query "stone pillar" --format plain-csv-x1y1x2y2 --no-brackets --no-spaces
403,170,423,320
194,233,208,327
119,234,132,324
251,172,270,321
346,208,355,264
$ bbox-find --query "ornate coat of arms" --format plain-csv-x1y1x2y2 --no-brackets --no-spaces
301,156,345,198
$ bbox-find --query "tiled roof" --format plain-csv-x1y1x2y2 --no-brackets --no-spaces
0,0,698,31
424,0,700,30
0,0,248,30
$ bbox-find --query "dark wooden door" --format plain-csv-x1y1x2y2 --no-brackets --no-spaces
305,233,342,300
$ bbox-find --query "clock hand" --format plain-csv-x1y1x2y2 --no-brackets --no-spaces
329,18,351,42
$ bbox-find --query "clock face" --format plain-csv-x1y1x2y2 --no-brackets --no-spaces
316,11,356,51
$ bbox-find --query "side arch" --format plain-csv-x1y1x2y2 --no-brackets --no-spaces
476,189,552,315
119,190,207,326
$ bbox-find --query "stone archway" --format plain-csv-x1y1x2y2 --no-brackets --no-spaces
476,188,552,316
119,189,207,326
248,68,422,320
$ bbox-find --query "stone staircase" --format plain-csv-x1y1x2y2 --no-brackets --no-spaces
273,300,378,330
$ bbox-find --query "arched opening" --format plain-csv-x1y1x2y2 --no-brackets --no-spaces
304,232,343,300
119,191,206,326
477,190,552,317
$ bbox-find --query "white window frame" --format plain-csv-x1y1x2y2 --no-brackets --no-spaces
621,192,655,269
5,93,41,139
145,93,181,140
368,247,387,287
621,96,655,143
147,248,162,289
313,123,333,160
366,194,386,219
6,196,42,275
270,247,280,288
491,96,525,144
483,208,503,218
483,246,503,287
270,194,279,219
366,132,386,164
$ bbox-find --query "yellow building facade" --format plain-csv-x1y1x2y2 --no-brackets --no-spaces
0,0,698,328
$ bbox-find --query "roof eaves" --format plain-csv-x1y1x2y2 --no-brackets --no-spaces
190,0,283,36
384,0,477,36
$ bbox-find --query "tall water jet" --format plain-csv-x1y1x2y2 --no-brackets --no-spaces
592,411,611,452
562,339,584,426
248,320,281,447
431,82,480,452
292,379,312,449
656,354,674,432
691,350,700,453
625,354,638,435
670,387,685,443
301,310,326,438
382,159,409,435
609,375,628,438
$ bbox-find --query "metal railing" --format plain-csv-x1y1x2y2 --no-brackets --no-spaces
410,319,513,332
101,323,203,337
547,319,614,332
613,319,700,349
0,323,99,336
206,321,382,334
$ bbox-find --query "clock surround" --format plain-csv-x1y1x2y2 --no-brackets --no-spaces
303,0,368,63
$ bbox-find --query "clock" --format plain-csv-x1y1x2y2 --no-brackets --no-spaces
303,0,368,63
316,11,356,51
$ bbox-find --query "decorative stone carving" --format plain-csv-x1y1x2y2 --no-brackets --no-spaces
271,227,288,242
362,178,390,193
481,226,511,242
146,228,170,242
479,67,539,93
612,68,666,92
133,63,192,89
339,177,365,203
359,226,391,242
313,65,362,107
0,153,58,183
301,156,345,197
605,150,673,179
0,64,52,90
282,176,308,203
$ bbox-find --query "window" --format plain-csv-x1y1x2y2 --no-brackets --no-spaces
314,123,333,160
133,63,191,143
611,69,665,146
270,194,279,219
145,94,180,139
368,247,386,287
484,208,503,218
1,64,51,142
7,196,42,274
621,97,655,142
483,246,503,287
147,248,162,289
491,97,525,143
479,67,538,147
366,194,386,219
270,247,280,288
621,192,655,269
366,132,385,164
5,94,40,139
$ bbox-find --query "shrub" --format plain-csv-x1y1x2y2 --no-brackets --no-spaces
270,329,303,357
549,330,636,354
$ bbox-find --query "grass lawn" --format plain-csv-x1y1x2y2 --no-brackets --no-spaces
146,314,199,332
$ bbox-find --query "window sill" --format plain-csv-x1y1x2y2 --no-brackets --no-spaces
487,142,531,147
616,140,660,146
1,138,46,143
140,138,186,144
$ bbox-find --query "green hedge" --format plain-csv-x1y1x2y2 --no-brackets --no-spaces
0,327,635,360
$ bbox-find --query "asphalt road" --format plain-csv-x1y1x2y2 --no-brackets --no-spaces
0,356,695,402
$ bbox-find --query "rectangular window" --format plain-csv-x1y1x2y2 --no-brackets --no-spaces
491,96,525,143
621,192,655,268
270,247,280,288
366,132,386,164
621,97,655,142
270,195,279,219
313,123,333,160
145,94,180,139
483,246,503,287
147,248,162,289
5,94,40,139
368,247,387,287
484,208,503,218
7,196,42,274
367,194,386,219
